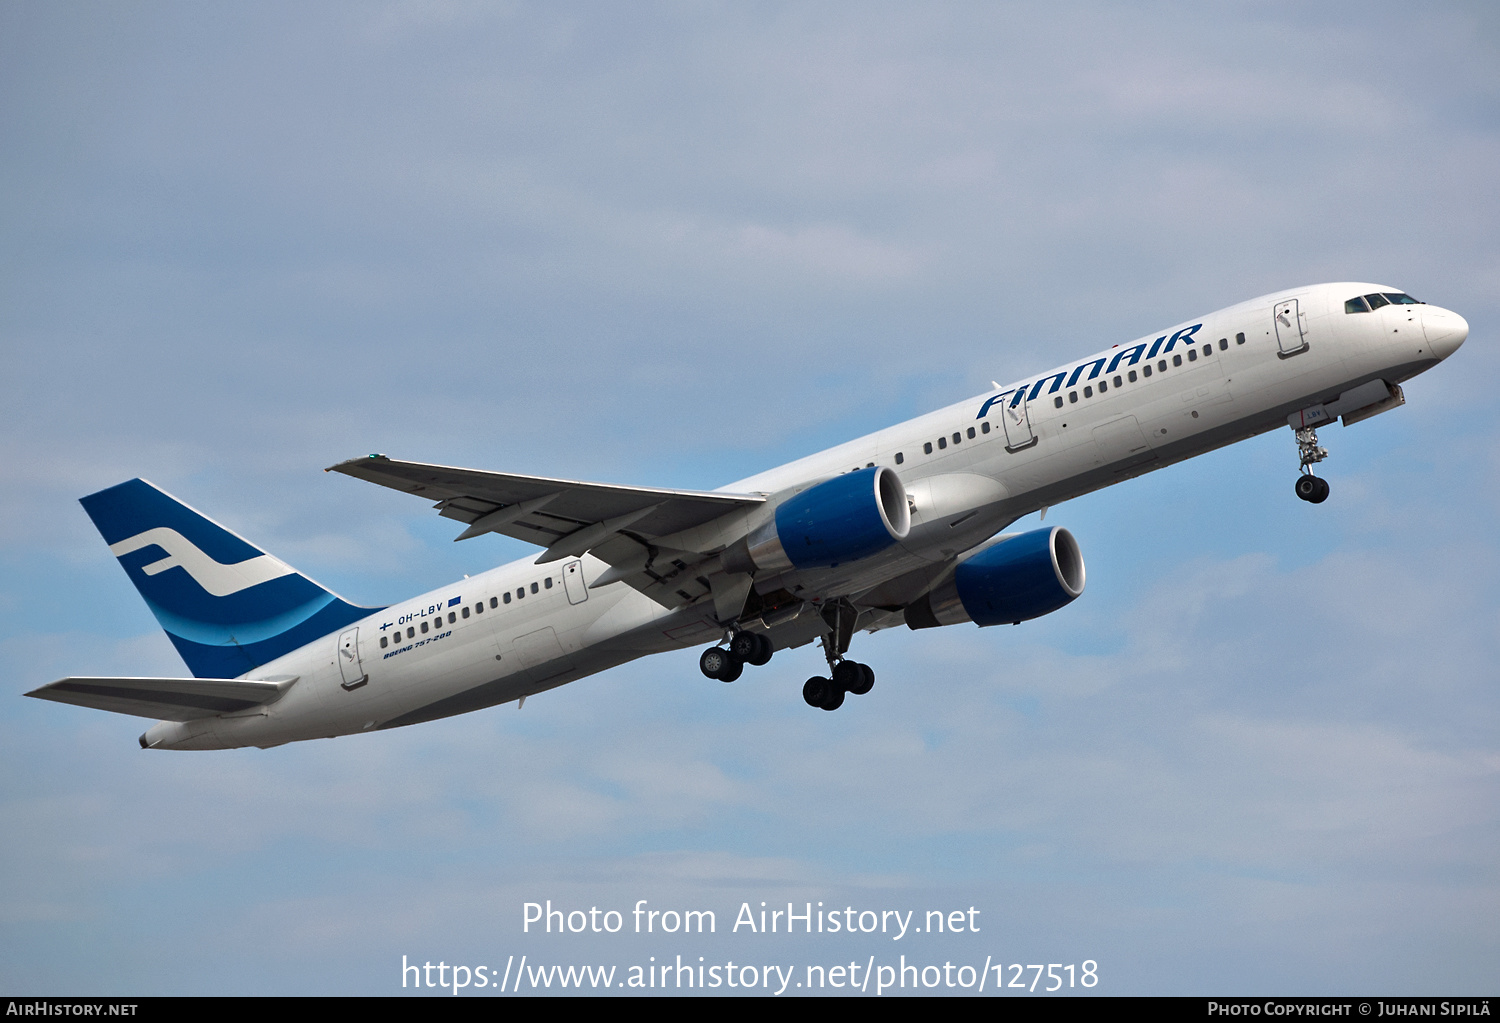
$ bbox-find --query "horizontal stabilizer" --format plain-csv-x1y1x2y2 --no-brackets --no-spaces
26,676,295,721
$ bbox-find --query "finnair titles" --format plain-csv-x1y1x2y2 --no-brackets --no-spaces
29,283,1468,749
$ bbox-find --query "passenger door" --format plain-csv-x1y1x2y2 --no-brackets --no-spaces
1002,394,1038,451
563,560,589,605
1274,299,1309,357
337,627,367,690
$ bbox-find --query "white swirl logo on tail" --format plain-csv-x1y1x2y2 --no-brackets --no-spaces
109,528,296,597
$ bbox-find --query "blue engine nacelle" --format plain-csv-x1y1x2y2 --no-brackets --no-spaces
904,526,1085,629
722,466,911,574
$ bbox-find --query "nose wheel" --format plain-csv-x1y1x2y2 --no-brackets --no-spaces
1295,474,1329,503
1293,426,1331,504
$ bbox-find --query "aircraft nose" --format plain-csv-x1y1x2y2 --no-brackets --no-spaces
1423,308,1469,360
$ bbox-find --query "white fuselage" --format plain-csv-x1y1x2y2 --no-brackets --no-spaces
144,282,1467,749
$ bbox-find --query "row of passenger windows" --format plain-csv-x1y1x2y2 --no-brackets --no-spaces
918,421,992,457
1047,335,1244,409
378,576,555,648
1345,292,1420,313
851,328,1252,471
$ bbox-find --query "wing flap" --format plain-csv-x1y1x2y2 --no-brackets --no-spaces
26,676,294,721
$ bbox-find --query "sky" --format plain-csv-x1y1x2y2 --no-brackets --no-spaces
2,0,1497,996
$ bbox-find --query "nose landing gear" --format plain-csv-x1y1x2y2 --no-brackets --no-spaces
1293,426,1331,504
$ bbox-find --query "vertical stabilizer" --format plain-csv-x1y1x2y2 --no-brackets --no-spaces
80,479,376,678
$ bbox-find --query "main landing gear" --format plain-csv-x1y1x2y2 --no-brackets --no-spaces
698,602,879,712
801,600,875,712
699,630,773,683
1293,426,1331,504
802,660,874,712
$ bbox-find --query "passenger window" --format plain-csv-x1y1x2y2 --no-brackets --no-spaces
1202,344,1211,356
951,432,960,445
1143,365,1152,377
1236,332,1245,345
462,606,470,618
1219,338,1228,350
895,451,904,464
1128,370,1137,382
475,603,483,614
517,588,525,599
530,582,539,594
380,636,388,649
1187,350,1196,362
545,577,553,589
503,592,511,604
981,422,990,434
924,442,933,454
489,597,497,609
966,427,975,439
1054,396,1064,408
1157,360,1167,372
421,621,429,634
448,611,456,623
1068,391,1078,403
1083,386,1093,398
407,627,415,639
1173,354,1183,366
1114,375,1123,387
938,437,947,450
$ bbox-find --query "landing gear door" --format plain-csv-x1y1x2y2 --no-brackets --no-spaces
1003,393,1038,452
337,627,367,690
563,559,588,605
1274,299,1309,357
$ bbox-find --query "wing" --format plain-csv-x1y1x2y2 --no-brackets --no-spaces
26,676,297,721
326,455,766,609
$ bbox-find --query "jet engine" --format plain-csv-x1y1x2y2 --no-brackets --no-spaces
904,526,1085,628
722,466,911,574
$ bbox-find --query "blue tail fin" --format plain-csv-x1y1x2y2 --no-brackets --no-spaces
80,479,377,679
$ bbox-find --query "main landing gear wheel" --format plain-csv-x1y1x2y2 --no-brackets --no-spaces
1295,474,1330,504
803,676,844,711
805,660,874,710
832,659,874,695
729,630,773,666
699,646,743,683
848,662,875,696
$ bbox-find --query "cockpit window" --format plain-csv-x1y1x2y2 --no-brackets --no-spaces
1345,296,1370,313
1382,292,1421,305
1365,293,1390,310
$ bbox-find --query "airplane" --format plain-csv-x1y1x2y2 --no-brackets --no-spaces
27,282,1468,750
